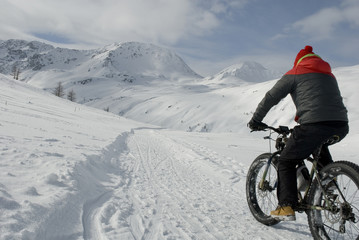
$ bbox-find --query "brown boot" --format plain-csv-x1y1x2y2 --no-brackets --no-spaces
270,206,296,221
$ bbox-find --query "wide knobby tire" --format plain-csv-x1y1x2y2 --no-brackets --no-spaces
246,153,280,226
307,161,359,240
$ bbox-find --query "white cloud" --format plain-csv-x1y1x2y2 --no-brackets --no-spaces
342,3,359,26
292,8,344,40
292,1,359,41
0,0,247,47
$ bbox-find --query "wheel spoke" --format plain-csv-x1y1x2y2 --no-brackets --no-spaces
307,161,359,239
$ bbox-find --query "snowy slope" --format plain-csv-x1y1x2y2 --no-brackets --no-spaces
1,39,359,239
79,64,359,134
1,40,283,132
4,40,356,134
1,60,358,240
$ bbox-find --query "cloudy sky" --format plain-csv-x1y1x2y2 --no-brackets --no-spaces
1,0,359,76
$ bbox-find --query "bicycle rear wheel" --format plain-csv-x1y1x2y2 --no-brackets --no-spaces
246,153,280,226
307,161,359,240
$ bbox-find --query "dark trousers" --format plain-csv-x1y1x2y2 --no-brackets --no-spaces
277,121,349,207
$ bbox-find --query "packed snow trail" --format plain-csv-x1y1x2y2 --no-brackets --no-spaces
30,128,313,240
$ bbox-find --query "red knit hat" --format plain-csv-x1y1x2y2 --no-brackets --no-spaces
294,45,313,66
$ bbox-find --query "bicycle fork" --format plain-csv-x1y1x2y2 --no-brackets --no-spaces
259,152,280,191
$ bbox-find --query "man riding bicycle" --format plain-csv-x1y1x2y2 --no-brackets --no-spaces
247,46,349,221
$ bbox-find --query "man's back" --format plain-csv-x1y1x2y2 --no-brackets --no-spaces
252,50,348,124
284,56,348,124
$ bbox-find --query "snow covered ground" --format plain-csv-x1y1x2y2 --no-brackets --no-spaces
1,63,358,240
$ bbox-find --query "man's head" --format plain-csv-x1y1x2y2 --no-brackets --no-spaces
294,45,313,66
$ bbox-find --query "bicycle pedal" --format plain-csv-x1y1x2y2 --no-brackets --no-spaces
293,205,307,213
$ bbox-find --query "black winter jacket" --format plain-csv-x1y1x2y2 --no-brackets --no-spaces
252,55,348,124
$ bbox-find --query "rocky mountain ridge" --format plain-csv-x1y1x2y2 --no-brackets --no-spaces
0,39,283,132
0,39,200,84
0,39,281,85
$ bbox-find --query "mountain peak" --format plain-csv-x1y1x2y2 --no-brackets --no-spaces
0,39,201,81
207,61,281,84
93,41,201,78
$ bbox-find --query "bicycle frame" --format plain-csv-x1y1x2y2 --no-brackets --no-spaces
247,125,359,238
260,126,347,212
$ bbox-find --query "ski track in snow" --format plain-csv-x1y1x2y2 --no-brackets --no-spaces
28,128,313,240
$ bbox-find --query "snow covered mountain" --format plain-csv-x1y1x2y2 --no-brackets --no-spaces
1,63,358,239
0,39,200,86
0,39,284,132
1,39,357,133
1,41,358,238
204,61,282,84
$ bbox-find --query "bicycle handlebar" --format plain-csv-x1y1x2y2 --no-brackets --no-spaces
257,125,291,135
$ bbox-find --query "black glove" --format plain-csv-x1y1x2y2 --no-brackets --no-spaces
247,118,268,131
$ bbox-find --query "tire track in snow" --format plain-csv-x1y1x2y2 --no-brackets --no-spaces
128,129,221,239
82,190,113,240
123,129,312,240
124,129,252,239
80,131,140,240
30,132,136,240
33,128,311,239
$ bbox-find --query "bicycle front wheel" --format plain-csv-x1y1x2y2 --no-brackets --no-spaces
246,153,280,226
307,161,359,240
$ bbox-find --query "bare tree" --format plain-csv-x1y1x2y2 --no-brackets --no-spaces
53,82,65,97
12,65,20,80
67,89,76,102
12,65,17,79
15,69,20,80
